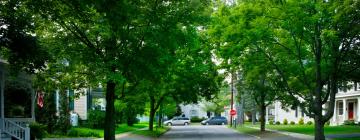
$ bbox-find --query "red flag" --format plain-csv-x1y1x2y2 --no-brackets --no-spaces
37,91,44,108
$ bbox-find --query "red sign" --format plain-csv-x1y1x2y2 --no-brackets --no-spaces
230,109,236,116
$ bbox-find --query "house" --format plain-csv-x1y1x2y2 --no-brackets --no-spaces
265,102,313,124
0,60,33,140
330,82,360,125
180,101,220,119
70,87,105,120
265,82,360,125
180,103,209,119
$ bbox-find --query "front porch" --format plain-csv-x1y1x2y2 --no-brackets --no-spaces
331,96,360,125
1,62,34,140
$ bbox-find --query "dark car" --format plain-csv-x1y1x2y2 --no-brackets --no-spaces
201,117,228,125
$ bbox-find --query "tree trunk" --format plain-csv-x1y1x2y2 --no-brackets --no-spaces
260,103,266,131
104,81,116,140
314,115,325,140
149,96,155,131
252,108,256,125
313,23,325,140
158,105,163,128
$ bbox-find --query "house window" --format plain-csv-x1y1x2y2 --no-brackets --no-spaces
269,109,274,116
301,109,305,117
190,110,198,116
338,101,343,115
295,107,298,118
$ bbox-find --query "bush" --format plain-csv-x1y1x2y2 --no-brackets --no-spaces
87,110,105,129
290,121,295,125
190,116,204,123
67,128,102,138
344,120,355,125
275,121,281,125
30,122,47,140
298,118,304,125
269,120,274,125
283,119,288,125
307,121,313,125
326,121,330,126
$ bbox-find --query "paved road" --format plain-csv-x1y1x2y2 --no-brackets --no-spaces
159,125,256,140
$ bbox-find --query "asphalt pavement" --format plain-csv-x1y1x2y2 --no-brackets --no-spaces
159,125,256,140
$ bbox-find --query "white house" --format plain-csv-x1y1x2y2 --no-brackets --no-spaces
180,102,216,119
266,82,360,125
331,83,360,125
265,102,313,124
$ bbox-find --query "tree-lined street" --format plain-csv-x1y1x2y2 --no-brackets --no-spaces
0,0,359,140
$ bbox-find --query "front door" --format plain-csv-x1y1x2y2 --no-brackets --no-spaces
348,102,354,120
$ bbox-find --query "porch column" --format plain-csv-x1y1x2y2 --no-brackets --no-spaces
31,89,35,120
265,106,269,124
343,99,347,121
274,102,278,122
1,67,4,130
357,97,360,122
1,68,4,119
332,100,337,124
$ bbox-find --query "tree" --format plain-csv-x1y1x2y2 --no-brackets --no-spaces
0,0,49,73
209,0,360,139
32,0,218,137
202,85,229,116
241,63,280,131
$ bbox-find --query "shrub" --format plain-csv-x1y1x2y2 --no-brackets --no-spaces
269,120,274,125
344,120,355,125
67,128,102,138
290,121,295,125
298,118,304,125
275,121,281,125
87,110,106,129
30,122,47,140
325,121,330,126
190,116,204,123
307,121,313,125
283,119,288,125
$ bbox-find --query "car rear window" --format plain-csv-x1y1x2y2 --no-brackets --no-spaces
182,118,190,120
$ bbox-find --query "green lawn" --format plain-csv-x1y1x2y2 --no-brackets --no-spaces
234,125,290,139
264,124,360,135
132,127,170,137
115,123,148,134
46,123,148,138
238,123,360,140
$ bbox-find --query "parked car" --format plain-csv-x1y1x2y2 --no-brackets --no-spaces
201,116,228,125
164,117,191,126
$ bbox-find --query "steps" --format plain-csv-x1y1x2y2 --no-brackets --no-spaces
1,129,11,140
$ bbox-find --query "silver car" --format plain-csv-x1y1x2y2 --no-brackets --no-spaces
163,117,191,126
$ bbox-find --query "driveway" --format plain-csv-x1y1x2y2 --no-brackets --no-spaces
159,125,256,140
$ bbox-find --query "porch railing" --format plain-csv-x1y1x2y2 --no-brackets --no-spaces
2,118,30,140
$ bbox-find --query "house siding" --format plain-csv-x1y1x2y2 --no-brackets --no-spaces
74,93,88,120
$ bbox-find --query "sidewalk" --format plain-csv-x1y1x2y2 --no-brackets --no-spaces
246,126,313,140
94,127,150,140
326,133,360,139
